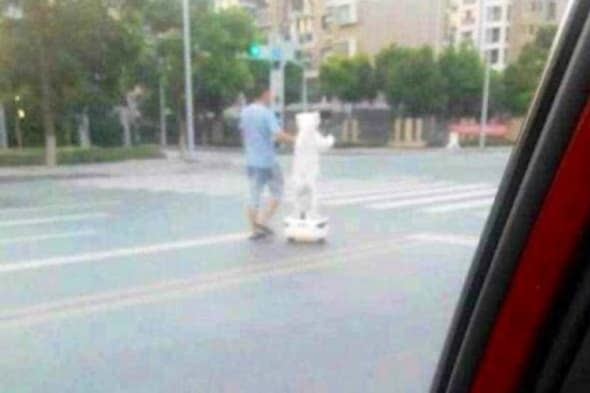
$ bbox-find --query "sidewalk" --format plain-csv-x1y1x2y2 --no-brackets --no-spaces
0,149,246,181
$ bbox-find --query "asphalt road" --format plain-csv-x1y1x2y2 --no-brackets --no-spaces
0,148,511,393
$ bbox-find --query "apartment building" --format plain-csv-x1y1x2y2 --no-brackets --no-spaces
507,0,569,61
323,0,446,59
448,0,512,70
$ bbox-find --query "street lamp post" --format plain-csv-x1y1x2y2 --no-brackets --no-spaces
480,57,491,149
479,0,490,149
302,70,309,112
158,58,168,148
182,0,195,156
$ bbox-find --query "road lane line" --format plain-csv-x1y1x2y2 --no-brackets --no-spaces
319,181,448,201
0,201,120,214
422,198,495,214
0,213,109,228
284,180,422,201
368,188,498,210
0,232,249,274
0,239,423,327
0,230,96,245
407,233,480,247
317,179,421,198
324,183,489,206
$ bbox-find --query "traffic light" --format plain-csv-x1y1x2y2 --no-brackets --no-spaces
247,43,262,59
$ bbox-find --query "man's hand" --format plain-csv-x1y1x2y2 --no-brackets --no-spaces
275,130,295,144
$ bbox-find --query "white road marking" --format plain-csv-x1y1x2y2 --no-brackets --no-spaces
0,213,109,228
317,179,421,199
0,232,249,274
368,188,498,210
284,179,421,201
407,233,480,247
0,230,96,245
325,183,489,206
0,239,423,327
422,198,495,214
0,201,119,214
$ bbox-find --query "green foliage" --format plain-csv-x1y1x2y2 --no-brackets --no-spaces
0,145,163,166
438,44,484,118
193,7,256,114
320,55,376,104
376,46,445,116
0,0,145,155
503,25,557,115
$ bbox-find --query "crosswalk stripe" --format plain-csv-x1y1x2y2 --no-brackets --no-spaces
324,183,489,207
0,230,96,245
318,180,437,200
0,213,109,228
368,188,498,210
407,233,479,247
317,179,418,198
423,198,495,214
285,179,419,199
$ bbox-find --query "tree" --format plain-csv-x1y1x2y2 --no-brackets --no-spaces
438,44,484,119
319,54,376,104
141,1,257,145
376,46,446,116
504,25,557,115
0,0,144,165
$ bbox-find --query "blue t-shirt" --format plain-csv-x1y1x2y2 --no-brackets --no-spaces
239,103,281,168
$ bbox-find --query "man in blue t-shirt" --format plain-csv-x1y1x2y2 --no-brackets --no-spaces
239,85,293,240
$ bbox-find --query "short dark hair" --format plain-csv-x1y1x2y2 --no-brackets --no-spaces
248,79,270,102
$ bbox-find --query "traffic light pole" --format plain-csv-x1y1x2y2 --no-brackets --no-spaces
479,0,489,149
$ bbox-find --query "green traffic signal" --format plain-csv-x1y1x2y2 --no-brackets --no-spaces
247,43,261,58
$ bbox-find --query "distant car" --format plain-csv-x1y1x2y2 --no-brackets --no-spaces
431,2,590,393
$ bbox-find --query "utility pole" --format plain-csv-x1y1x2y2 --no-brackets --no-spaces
159,59,168,148
182,0,195,155
302,69,309,112
479,0,490,149
0,104,7,149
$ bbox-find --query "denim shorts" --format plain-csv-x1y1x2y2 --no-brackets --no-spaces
247,165,284,208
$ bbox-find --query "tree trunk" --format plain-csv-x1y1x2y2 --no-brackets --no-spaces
78,107,91,148
212,113,224,145
15,117,23,150
159,77,167,148
178,109,186,152
0,103,7,149
39,44,57,167
119,107,132,147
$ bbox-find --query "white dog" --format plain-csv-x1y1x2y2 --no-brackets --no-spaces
291,112,335,220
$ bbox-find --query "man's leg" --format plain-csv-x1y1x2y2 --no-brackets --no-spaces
259,164,284,228
259,197,280,227
247,168,266,238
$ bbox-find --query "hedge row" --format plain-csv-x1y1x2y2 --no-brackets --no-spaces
0,145,164,167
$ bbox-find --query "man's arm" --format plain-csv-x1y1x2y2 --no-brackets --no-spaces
267,109,295,144
275,129,295,144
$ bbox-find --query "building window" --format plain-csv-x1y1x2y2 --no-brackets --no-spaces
505,27,510,43
461,31,473,42
463,10,475,24
331,3,357,25
530,1,542,12
463,0,476,4
489,49,500,65
507,5,512,19
487,6,502,22
486,27,501,43
547,1,557,20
